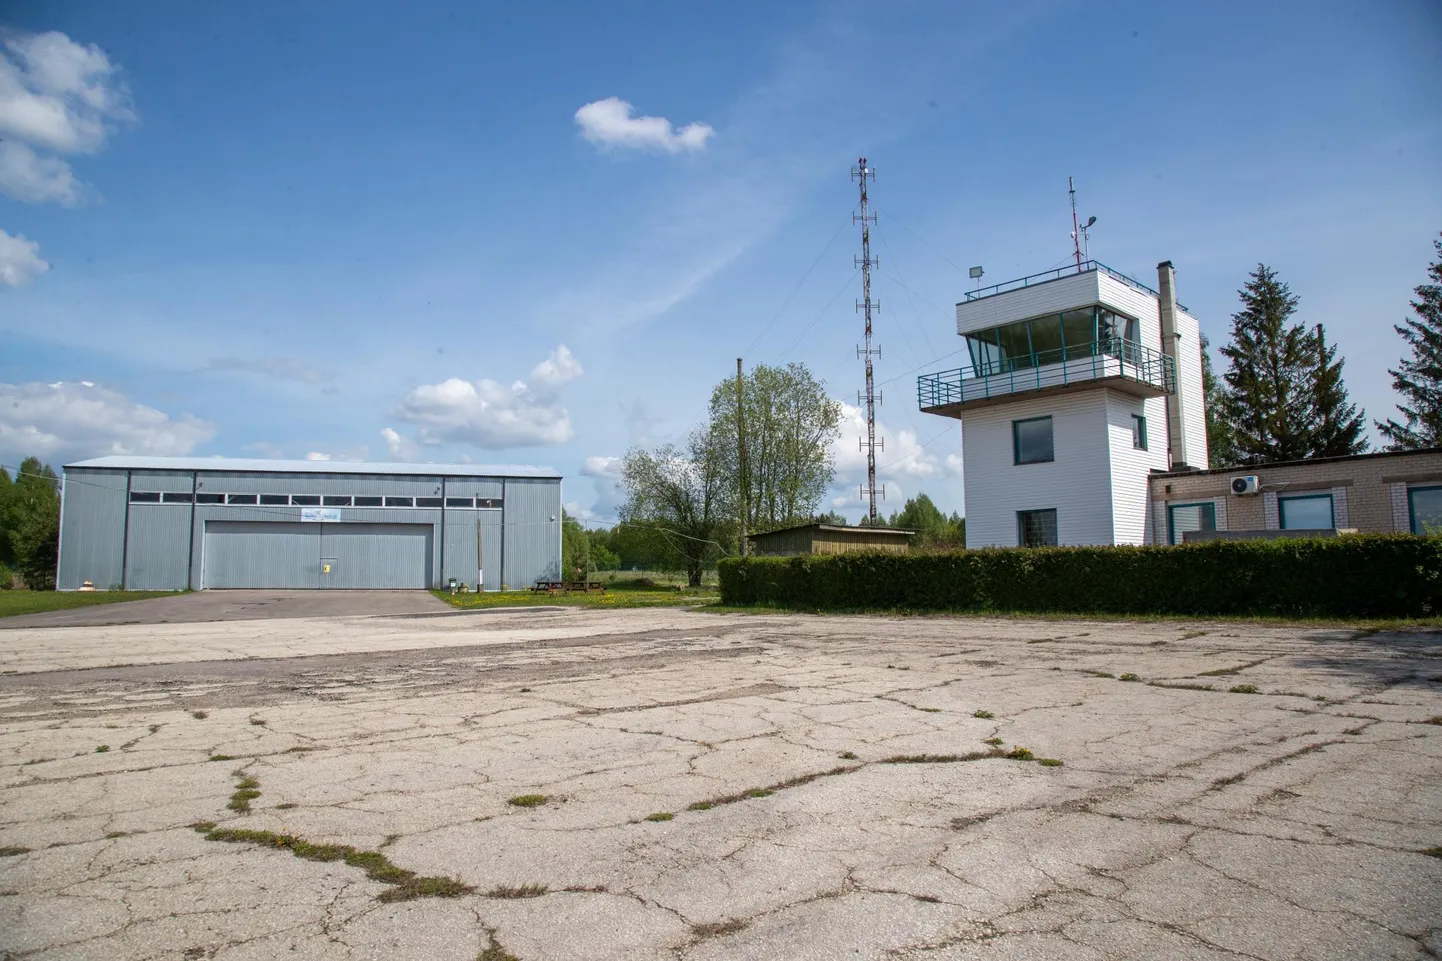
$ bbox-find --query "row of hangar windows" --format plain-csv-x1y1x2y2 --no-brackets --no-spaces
127,491,503,509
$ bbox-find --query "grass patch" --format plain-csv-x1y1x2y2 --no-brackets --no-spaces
507,794,547,808
880,751,1000,765
1119,673,1140,682
692,919,748,938
191,824,471,902
1148,681,1215,691
478,931,521,961
972,710,994,719
1228,684,1261,694
228,774,262,814
486,883,548,899
0,590,180,620
1038,758,1064,767
0,846,31,857
1005,746,1035,761
644,812,674,822
686,801,715,811
94,745,109,753
432,587,718,611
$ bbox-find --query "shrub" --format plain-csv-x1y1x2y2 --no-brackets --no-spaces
716,536,1442,619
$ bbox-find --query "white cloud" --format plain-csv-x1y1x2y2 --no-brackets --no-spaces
945,453,963,476
831,402,942,480
380,427,420,460
305,452,330,461
0,140,83,205
207,356,333,385
574,97,713,154
0,381,214,462
582,455,623,478
529,344,583,389
0,228,48,286
0,30,134,206
391,346,582,449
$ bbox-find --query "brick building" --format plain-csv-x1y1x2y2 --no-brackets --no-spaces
1148,448,1442,544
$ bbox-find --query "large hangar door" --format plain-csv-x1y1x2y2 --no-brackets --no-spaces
203,521,432,589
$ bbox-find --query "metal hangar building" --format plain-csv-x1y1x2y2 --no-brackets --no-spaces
56,456,563,591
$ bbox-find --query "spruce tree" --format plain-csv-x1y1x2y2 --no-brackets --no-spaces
1376,233,1442,450
1220,265,1314,462
1305,324,1368,456
1199,333,1239,467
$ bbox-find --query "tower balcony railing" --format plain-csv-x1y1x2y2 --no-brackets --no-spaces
961,259,1190,312
917,338,1175,415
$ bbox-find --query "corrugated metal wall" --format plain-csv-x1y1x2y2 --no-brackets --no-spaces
501,477,562,586
58,467,561,591
57,468,127,590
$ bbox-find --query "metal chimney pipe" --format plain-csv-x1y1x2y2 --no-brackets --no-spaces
1156,261,1189,470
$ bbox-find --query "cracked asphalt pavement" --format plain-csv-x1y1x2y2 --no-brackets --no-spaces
1,606,1439,960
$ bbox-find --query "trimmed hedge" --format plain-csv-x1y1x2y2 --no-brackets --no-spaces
719,535,1442,619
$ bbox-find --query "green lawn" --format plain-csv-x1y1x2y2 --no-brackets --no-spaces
432,583,718,610
0,590,182,619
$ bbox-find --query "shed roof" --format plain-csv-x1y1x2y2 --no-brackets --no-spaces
65,456,561,480
747,523,915,540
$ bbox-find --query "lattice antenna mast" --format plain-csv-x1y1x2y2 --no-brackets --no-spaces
852,157,884,523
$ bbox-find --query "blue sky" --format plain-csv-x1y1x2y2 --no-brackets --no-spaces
1,0,1439,523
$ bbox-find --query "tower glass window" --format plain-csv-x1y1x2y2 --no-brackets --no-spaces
1017,509,1058,547
1013,416,1054,465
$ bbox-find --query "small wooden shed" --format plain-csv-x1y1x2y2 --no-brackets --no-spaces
745,523,914,557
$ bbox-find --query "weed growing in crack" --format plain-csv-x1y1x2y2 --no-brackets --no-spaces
881,751,1000,765
644,812,674,822
519,687,532,693
148,724,161,734
972,710,994,719
743,788,774,799
106,831,128,839
1005,746,1035,761
191,711,208,720
508,794,547,808
1086,670,1115,678
687,801,715,811
284,746,319,753
564,884,608,893
208,754,235,762
1119,673,1140,682
190,824,472,902
1178,631,1208,640
249,718,266,726
94,745,109,753
918,707,942,713
228,774,262,814
839,751,858,760
478,931,521,961
982,737,1004,746
692,919,748,938
487,883,548,899
0,846,31,857
1228,684,1261,695
1038,758,1064,767
1420,847,1442,859
274,802,298,810
1423,717,1442,726
1343,726,1366,735
1148,681,1214,691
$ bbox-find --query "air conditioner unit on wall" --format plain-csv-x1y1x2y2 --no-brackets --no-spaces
1230,475,1261,496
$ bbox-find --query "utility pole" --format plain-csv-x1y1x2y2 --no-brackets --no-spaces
852,157,883,524
736,357,749,557
475,509,483,591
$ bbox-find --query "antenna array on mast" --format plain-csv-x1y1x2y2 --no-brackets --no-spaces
852,157,884,523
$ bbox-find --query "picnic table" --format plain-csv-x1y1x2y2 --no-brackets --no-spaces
529,580,606,594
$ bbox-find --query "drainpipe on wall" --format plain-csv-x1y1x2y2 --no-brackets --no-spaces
1157,261,1190,470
